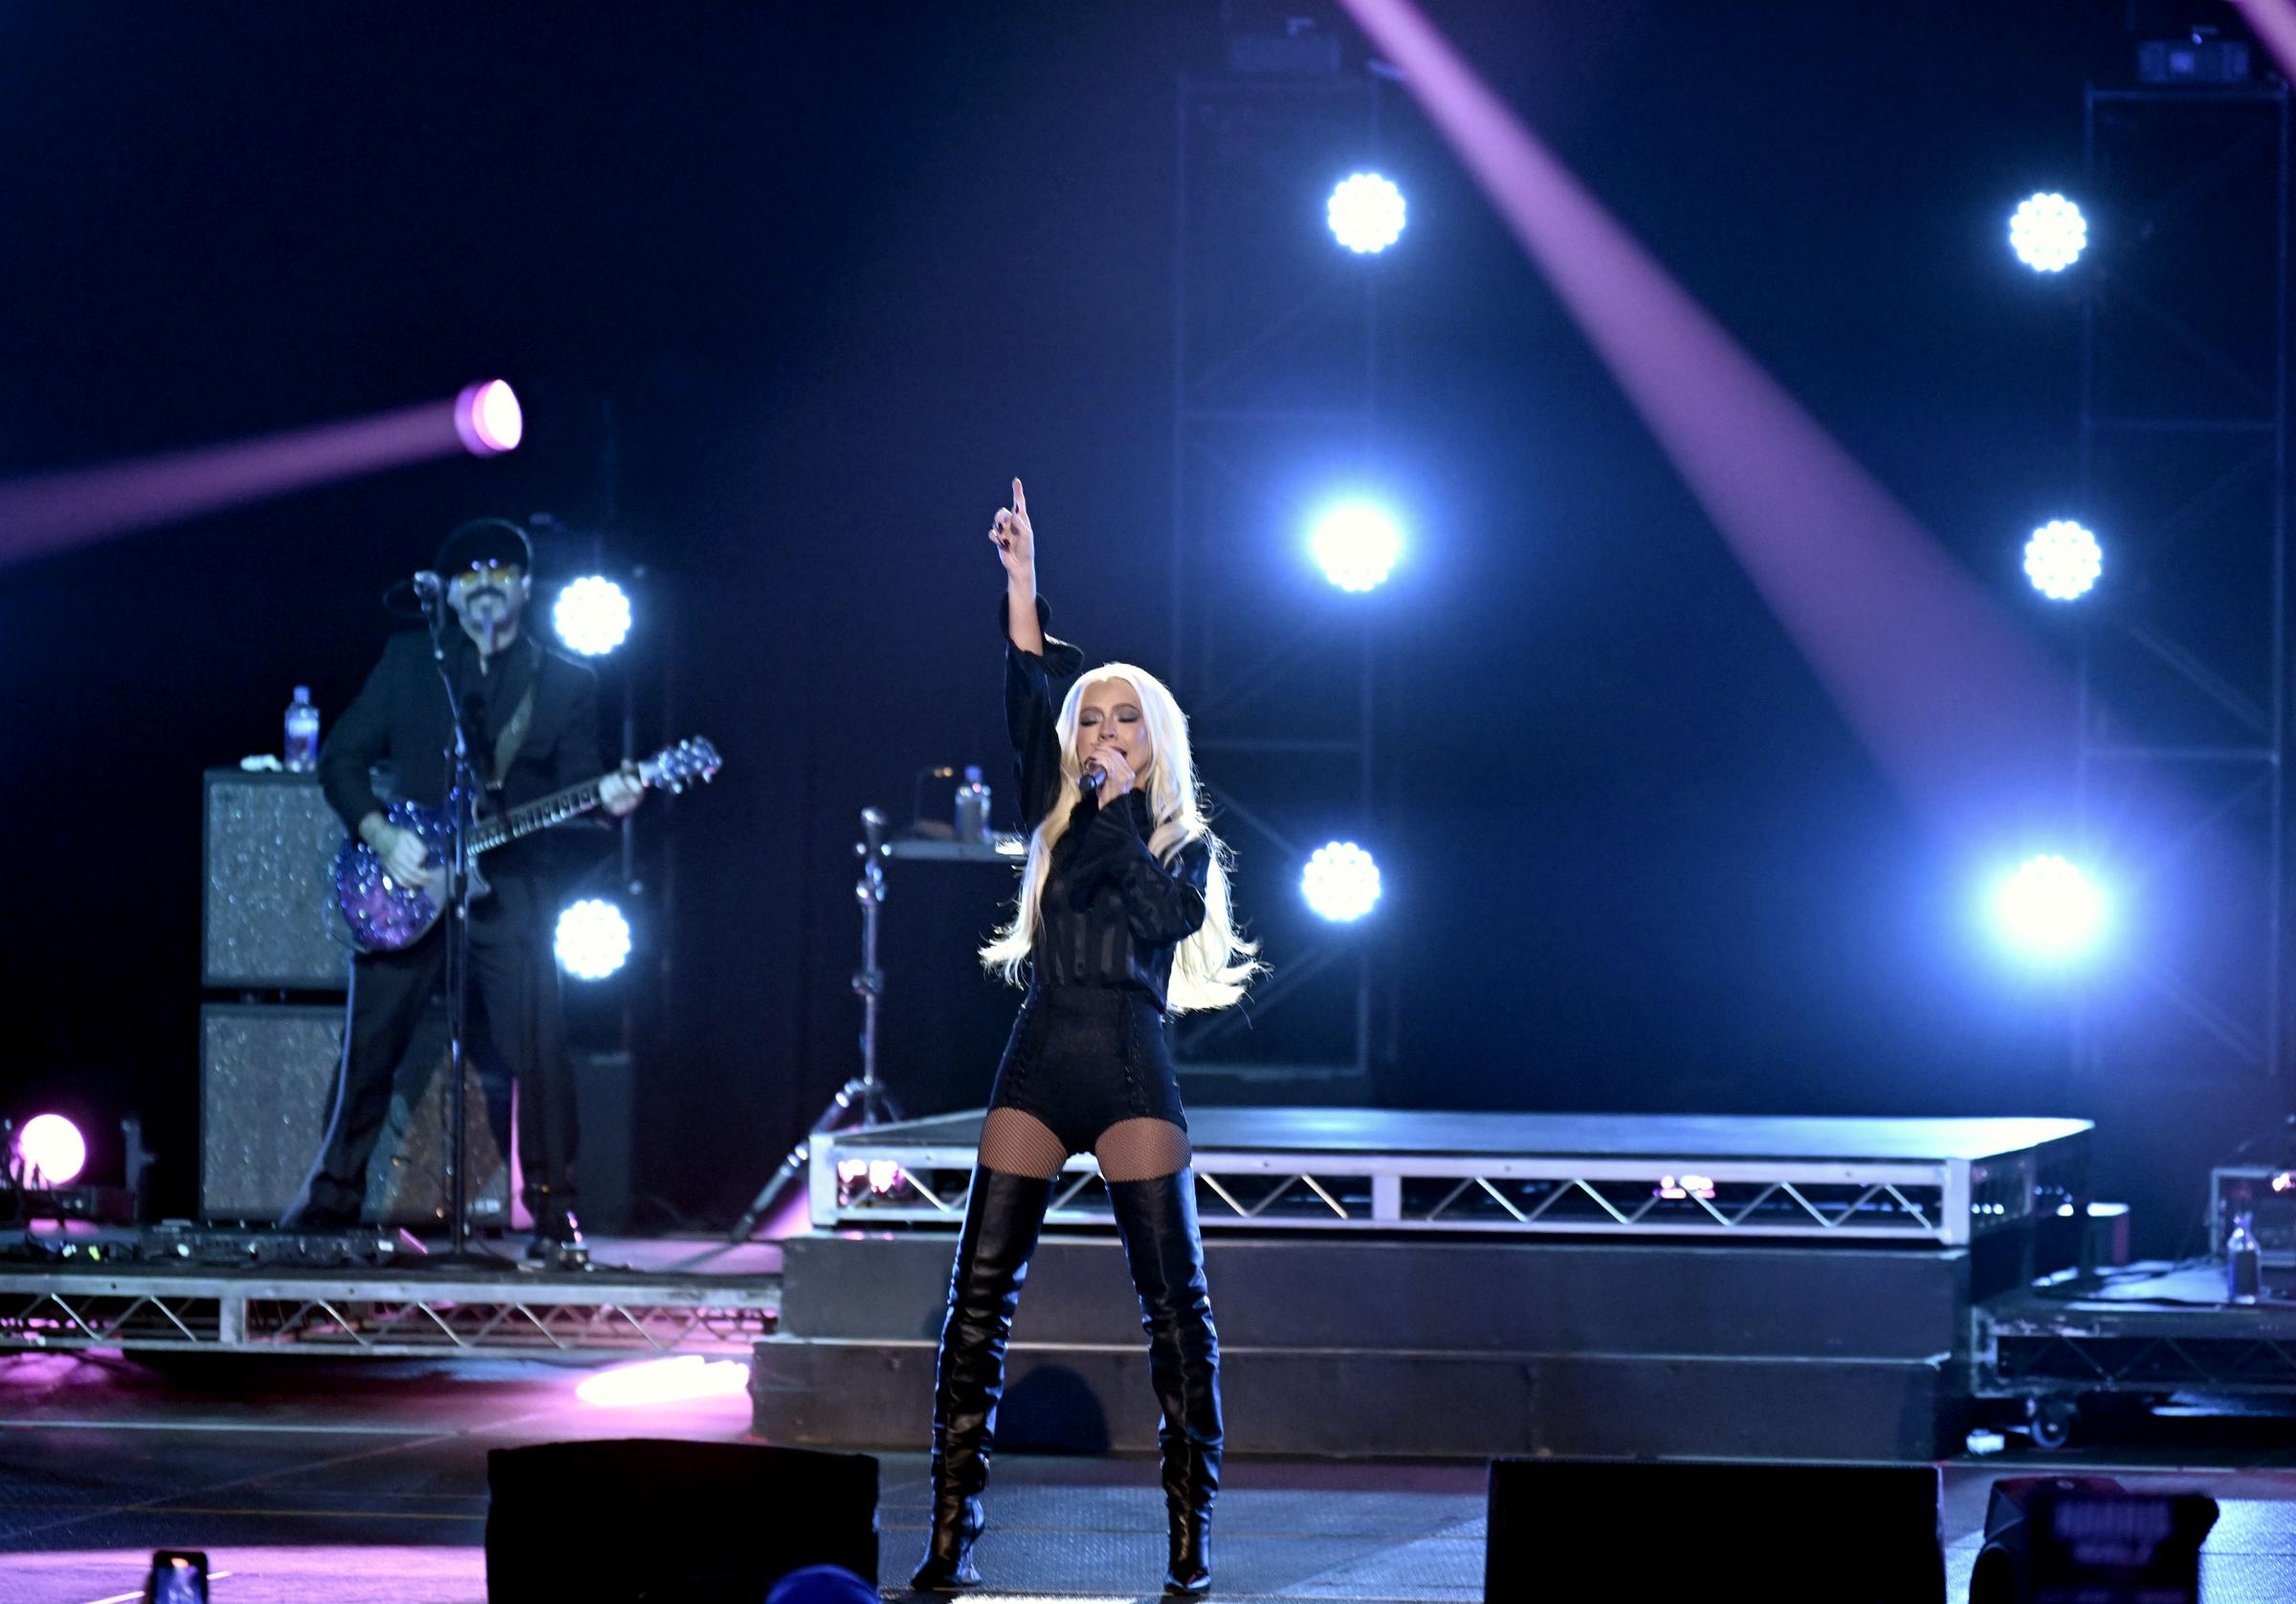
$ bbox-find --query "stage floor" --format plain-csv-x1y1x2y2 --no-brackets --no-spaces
4,1351,2296,1602
855,1107,2091,1161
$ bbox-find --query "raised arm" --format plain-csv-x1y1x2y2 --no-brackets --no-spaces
991,477,1083,833
994,477,1042,655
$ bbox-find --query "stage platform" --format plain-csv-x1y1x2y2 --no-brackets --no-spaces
759,1108,2094,1461
810,1107,2091,1244
0,1233,779,1359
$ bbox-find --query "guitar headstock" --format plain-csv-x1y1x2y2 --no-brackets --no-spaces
640,736,723,795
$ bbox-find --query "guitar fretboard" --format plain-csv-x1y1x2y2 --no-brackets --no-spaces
469,780,607,855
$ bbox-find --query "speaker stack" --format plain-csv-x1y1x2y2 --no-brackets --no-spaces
198,768,508,1225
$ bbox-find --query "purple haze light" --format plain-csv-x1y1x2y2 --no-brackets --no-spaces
575,1355,751,1408
454,380,523,456
1332,0,2076,833
16,1114,86,1187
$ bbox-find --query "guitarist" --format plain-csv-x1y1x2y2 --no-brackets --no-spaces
283,517,642,1263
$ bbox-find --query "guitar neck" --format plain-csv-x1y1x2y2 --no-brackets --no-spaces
470,778,608,856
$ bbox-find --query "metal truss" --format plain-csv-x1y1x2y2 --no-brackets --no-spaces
810,1132,2084,1247
0,1270,776,1357
1169,60,1390,1078
1976,1301,2296,1395
2076,81,2293,1080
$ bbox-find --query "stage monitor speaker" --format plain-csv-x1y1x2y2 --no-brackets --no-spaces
1485,1458,1944,1603
202,768,353,991
198,1002,508,1225
485,1438,878,1601
1972,1477,2215,1604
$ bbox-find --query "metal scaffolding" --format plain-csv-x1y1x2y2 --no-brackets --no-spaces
2077,79,2292,1084
1168,57,1390,1086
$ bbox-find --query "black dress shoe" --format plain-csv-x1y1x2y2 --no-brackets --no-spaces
526,1203,588,1268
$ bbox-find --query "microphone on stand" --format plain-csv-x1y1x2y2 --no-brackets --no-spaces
383,570,446,617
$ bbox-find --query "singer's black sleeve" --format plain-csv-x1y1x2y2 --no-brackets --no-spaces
1002,593,1084,835
318,641,404,833
1065,800,1210,946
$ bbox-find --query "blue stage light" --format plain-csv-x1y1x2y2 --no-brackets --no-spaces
1302,842,1382,922
1327,172,1406,254
1992,855,2106,959
554,575,632,656
1310,501,1402,592
555,897,631,979
2023,520,2102,602
2009,192,2086,273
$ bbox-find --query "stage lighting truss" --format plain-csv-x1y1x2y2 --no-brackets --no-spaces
2009,191,2087,273
2023,519,2102,602
555,897,631,980
807,1130,2084,1248
554,575,632,656
1327,170,1406,253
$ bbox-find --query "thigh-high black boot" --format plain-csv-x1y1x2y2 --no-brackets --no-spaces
1108,1169,1223,1595
912,1167,1053,1590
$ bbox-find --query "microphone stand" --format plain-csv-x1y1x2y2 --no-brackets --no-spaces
727,805,901,1242
420,590,499,1266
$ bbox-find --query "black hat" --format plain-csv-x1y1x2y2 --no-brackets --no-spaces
435,517,533,576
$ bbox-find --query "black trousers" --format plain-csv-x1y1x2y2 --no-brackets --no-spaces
293,875,577,1219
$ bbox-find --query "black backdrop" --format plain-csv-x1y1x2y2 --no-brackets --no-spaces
0,2,2272,1248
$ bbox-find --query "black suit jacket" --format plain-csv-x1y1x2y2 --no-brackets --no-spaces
318,626,605,879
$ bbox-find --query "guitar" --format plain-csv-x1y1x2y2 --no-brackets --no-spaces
329,736,722,953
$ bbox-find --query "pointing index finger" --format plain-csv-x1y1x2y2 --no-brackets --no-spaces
1012,478,1027,518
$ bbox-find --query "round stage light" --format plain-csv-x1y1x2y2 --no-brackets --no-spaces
555,575,632,656
1310,501,1402,592
454,379,524,456
2009,192,2086,273
2023,519,2102,602
1327,171,1406,254
1302,842,1383,922
16,1113,87,1188
554,898,631,980
1993,855,2106,959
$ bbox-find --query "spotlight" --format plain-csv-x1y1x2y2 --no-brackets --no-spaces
1992,854,2106,959
2023,519,2102,602
2009,192,2086,273
1310,500,1402,592
454,379,524,456
554,898,631,980
1302,841,1382,922
1327,171,1406,254
554,575,632,656
14,1113,87,1188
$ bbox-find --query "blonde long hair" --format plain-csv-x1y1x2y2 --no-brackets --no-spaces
981,662,1260,1013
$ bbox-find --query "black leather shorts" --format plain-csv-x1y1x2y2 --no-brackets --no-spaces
986,985,1188,1156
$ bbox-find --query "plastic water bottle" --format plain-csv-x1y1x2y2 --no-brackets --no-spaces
2226,1210,2262,1305
284,685,320,773
956,765,991,844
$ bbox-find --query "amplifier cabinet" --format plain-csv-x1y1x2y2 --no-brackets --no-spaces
202,769,353,991
198,1002,508,1225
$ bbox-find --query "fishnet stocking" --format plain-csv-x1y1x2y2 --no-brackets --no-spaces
1094,1117,1192,1183
979,1107,1068,1179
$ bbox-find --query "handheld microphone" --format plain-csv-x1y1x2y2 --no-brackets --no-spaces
1080,765,1105,795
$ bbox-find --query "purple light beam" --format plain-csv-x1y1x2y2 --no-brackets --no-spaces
0,384,519,568
2230,1,2296,80
1336,0,2075,832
